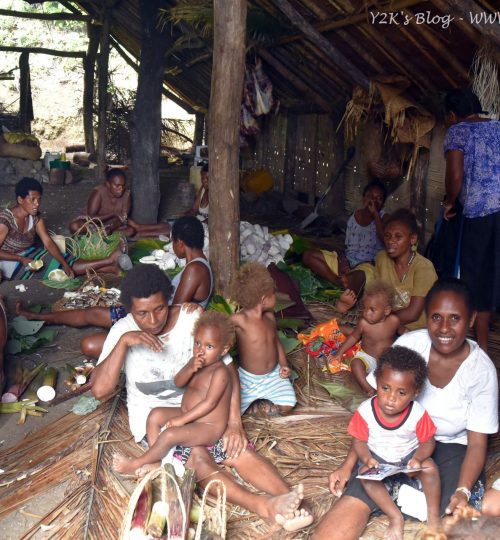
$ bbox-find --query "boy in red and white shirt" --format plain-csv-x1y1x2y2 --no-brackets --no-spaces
348,346,441,539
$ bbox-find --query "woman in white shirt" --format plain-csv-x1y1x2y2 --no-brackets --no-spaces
313,278,498,540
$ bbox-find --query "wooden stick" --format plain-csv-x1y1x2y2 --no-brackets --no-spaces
0,8,90,21
0,46,85,58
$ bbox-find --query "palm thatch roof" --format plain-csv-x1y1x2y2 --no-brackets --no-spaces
65,0,499,115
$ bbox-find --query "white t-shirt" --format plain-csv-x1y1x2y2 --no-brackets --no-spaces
97,307,231,442
369,330,498,445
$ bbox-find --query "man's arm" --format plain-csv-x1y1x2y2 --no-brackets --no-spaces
91,331,163,399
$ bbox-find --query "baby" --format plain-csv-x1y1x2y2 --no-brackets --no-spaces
113,311,234,475
230,263,296,416
328,280,400,395
348,346,441,540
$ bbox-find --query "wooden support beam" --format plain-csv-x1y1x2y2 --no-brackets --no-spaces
0,8,90,21
0,46,85,58
193,113,205,148
271,0,369,89
19,51,33,133
129,0,170,223
209,0,247,296
96,11,111,181
445,0,500,48
83,22,100,154
410,148,430,247
276,0,425,46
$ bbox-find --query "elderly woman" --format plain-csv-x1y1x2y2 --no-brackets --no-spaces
0,177,126,280
443,88,500,352
312,278,498,539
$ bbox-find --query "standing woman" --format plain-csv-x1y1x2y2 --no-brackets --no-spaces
443,88,500,352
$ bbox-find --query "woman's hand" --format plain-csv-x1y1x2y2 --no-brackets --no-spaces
222,421,248,459
445,490,469,515
62,262,75,279
19,256,35,268
443,202,457,221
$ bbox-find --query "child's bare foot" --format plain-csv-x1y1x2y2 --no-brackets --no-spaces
112,452,141,475
385,514,404,540
275,508,313,531
135,462,161,477
335,289,357,313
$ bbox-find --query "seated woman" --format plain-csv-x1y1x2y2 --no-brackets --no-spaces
303,180,388,309
184,163,209,220
69,168,171,240
0,177,125,281
16,216,213,359
312,278,498,540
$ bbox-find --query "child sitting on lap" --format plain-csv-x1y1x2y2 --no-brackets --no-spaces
328,281,400,396
348,346,441,539
113,311,234,475
230,263,296,416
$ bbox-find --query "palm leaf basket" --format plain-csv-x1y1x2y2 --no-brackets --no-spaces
66,218,122,261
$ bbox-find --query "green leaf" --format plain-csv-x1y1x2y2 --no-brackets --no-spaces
276,318,305,330
130,238,168,264
6,339,22,355
207,295,235,314
278,331,301,355
27,304,43,314
10,316,45,336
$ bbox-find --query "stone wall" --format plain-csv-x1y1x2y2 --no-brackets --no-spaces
0,157,49,186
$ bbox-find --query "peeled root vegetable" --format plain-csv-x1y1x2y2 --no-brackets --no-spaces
37,367,58,402
129,480,153,537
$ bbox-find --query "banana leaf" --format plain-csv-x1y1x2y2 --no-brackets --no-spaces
317,380,366,413
42,277,83,290
276,318,305,330
10,316,44,336
7,328,58,355
130,238,168,264
278,331,301,355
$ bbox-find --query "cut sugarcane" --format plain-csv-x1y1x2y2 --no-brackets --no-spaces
146,501,169,538
129,480,153,538
37,367,58,402
1,363,47,403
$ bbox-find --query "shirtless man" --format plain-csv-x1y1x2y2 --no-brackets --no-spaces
69,168,171,240
328,281,400,395
91,264,312,532
229,263,296,415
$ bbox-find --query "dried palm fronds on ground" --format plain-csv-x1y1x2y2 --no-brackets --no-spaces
1,315,500,539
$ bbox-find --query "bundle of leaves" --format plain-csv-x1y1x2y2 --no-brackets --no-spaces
68,230,122,261
277,262,342,301
6,317,57,355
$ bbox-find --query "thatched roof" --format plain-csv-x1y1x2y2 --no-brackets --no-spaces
65,0,499,115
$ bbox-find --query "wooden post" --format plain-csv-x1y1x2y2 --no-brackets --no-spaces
83,22,100,155
410,148,430,247
129,0,169,223
193,113,205,148
19,51,33,133
208,0,247,296
96,11,111,181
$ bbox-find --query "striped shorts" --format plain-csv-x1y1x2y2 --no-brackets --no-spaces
239,364,297,413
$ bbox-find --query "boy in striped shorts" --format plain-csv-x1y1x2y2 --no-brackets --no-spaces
230,263,296,416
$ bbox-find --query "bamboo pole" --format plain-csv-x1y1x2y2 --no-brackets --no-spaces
0,8,90,21
0,45,85,58
208,0,247,296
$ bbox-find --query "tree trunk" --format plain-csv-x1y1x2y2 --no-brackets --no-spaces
83,22,99,154
208,0,247,296
19,51,33,133
129,0,169,224
96,11,110,181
